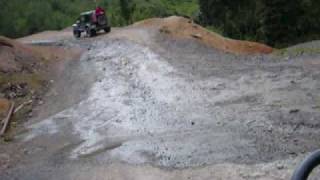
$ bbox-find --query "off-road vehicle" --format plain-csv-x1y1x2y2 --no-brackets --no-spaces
73,10,111,38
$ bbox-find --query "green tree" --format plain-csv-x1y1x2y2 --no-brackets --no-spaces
199,0,261,41
119,0,135,24
261,0,302,46
198,0,320,47
0,0,200,38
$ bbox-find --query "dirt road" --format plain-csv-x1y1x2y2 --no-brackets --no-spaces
1,18,320,179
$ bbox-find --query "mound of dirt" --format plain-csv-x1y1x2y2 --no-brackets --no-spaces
0,37,47,132
133,16,273,55
18,30,72,43
0,36,44,73
0,36,82,136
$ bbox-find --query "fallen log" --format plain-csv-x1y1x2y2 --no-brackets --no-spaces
14,100,32,114
0,102,15,136
191,33,202,39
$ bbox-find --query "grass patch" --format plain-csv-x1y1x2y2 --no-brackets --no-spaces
0,73,45,90
274,47,320,57
205,26,224,35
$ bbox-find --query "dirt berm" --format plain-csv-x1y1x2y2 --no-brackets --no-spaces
2,16,320,180
0,36,81,135
133,16,273,54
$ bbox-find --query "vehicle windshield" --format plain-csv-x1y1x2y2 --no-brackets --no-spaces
80,14,91,23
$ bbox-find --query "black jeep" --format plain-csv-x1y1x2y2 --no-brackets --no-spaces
73,10,111,38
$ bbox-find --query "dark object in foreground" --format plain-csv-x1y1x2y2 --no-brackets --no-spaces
73,9,111,38
292,150,320,180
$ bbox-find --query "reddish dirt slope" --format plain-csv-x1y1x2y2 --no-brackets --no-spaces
0,36,81,135
0,36,79,73
0,36,44,73
0,98,10,119
133,16,273,55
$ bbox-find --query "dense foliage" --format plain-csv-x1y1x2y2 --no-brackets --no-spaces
199,0,320,47
0,0,198,38
1,0,320,47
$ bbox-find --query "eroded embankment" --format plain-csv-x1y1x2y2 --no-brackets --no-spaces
2,17,320,180
133,16,274,55
22,36,320,170
0,36,82,138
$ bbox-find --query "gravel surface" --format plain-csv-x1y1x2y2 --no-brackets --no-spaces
1,27,320,179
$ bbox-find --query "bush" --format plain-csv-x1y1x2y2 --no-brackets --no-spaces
0,0,199,38
199,0,320,47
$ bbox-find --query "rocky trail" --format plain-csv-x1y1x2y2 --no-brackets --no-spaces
1,16,320,179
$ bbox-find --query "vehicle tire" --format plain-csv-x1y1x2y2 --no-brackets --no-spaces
292,150,320,180
87,29,97,37
73,31,81,38
104,27,111,33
